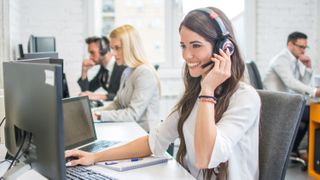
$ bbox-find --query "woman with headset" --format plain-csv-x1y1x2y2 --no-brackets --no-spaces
93,24,161,132
66,7,260,180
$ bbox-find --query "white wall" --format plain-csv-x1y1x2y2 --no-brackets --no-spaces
232,13,245,59
0,0,11,89
10,0,89,96
245,0,320,78
0,0,92,143
0,0,11,143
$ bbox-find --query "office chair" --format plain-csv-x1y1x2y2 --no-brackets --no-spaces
257,90,305,180
290,105,309,171
246,61,264,89
245,60,308,169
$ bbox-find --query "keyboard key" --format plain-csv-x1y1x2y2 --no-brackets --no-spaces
66,166,118,180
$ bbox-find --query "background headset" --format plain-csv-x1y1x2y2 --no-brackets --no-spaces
197,8,235,56
99,36,110,56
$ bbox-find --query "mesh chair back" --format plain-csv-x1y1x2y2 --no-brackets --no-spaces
246,61,264,89
258,90,305,180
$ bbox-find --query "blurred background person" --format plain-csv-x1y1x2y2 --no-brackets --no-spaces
78,36,126,101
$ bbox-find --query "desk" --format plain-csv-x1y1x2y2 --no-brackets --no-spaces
308,101,320,178
0,122,195,179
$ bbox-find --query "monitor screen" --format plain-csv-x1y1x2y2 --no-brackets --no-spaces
35,37,56,52
63,96,96,150
3,61,66,179
28,35,56,53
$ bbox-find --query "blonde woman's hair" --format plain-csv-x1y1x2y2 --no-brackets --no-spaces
110,24,149,68
110,24,161,94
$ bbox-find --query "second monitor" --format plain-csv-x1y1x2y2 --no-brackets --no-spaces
27,35,56,53
17,58,70,98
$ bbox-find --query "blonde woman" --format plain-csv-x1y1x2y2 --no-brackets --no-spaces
95,24,160,132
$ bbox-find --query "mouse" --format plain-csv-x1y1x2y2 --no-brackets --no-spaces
90,100,104,108
65,156,79,163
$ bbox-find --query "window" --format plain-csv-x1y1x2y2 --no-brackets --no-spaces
95,0,167,65
101,0,115,35
91,0,244,67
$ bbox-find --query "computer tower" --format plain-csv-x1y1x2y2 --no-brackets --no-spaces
314,128,320,173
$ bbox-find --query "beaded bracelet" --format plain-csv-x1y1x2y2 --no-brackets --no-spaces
199,97,217,104
198,95,218,102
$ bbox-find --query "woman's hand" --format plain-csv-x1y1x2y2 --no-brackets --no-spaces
79,91,93,97
201,49,231,95
79,91,107,101
93,111,101,120
65,149,96,167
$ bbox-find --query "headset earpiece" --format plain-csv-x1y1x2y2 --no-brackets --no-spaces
99,36,109,56
197,8,235,55
221,38,234,55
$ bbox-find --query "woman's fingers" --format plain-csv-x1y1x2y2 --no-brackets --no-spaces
214,49,231,74
67,159,82,167
211,56,220,71
222,48,231,71
65,150,75,158
201,48,233,92
65,150,94,167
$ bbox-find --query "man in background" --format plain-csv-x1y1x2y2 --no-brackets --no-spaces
264,31,320,162
78,36,126,101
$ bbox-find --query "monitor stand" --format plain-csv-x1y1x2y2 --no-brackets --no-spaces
2,161,31,179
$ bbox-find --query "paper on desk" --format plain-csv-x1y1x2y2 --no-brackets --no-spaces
96,155,171,171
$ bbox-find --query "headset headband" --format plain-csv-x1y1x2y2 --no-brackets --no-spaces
197,8,230,37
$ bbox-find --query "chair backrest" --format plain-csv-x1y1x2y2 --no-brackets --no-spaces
246,61,264,89
257,90,305,180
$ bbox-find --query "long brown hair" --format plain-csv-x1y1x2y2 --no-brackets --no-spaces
174,7,245,180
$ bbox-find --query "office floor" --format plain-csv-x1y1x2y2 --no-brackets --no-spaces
285,135,311,180
285,162,309,180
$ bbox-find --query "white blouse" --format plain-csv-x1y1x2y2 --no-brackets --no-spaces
149,82,260,180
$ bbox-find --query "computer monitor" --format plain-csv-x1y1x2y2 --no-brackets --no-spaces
16,58,70,98
27,35,56,53
3,61,66,179
18,52,59,60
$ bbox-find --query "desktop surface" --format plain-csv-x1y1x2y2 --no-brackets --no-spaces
0,122,195,180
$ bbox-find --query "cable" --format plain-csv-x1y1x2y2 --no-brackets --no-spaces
0,117,6,127
16,134,32,161
7,132,26,170
7,133,26,170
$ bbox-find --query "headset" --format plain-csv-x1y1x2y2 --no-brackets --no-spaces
197,8,235,56
99,36,110,56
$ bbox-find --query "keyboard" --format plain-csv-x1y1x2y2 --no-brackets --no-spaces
66,166,118,180
79,140,120,152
